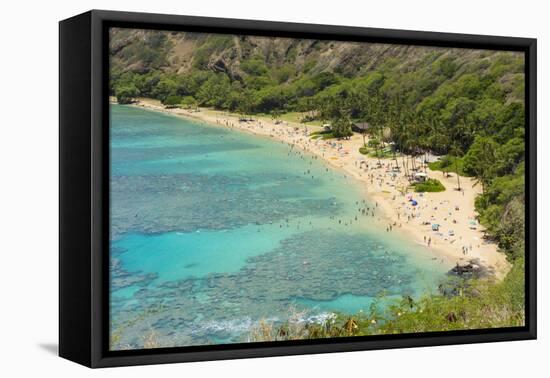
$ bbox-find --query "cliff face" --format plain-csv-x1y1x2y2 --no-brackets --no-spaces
109,28,512,78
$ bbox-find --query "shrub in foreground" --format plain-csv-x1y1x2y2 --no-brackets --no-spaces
248,260,525,342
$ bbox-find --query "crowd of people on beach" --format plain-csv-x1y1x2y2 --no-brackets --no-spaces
213,114,489,263
137,100,504,274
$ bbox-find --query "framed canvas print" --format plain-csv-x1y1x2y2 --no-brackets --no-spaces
59,10,536,368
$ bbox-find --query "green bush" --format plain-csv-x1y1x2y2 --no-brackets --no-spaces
310,130,335,140
115,84,139,104
367,138,380,147
414,178,446,192
359,146,369,155
180,96,198,109
162,95,183,107
241,57,269,76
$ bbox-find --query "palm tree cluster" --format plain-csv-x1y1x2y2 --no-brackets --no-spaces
314,88,467,188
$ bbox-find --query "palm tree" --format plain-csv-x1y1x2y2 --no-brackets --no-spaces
238,90,255,120
406,119,419,173
353,92,370,148
449,143,463,191
369,136,381,165
466,136,498,194
358,124,368,147
417,116,431,173
271,109,282,124
402,128,414,182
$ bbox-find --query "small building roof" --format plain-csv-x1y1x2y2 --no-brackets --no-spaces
353,122,370,130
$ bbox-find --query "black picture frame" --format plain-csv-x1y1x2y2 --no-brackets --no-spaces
59,9,537,368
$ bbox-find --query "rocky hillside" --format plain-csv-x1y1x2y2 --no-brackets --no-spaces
109,28,524,104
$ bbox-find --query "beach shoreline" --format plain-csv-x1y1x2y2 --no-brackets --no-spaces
117,97,510,279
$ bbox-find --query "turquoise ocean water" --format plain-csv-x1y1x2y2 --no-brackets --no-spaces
109,104,447,349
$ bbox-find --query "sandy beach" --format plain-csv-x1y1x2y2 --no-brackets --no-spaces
122,97,510,279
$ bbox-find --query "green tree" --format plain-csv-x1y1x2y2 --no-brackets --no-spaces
152,77,178,102
115,84,139,104
181,96,198,109
332,116,353,139
162,95,183,107
463,136,499,193
237,90,255,119
196,74,231,108
449,143,463,191
271,108,283,122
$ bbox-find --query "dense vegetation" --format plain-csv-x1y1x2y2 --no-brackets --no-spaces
110,29,526,335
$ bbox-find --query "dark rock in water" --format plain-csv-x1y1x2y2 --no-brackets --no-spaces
448,258,492,279
439,258,495,298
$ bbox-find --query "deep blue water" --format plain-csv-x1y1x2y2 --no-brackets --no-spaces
109,105,447,349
